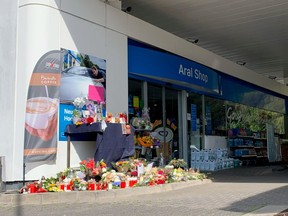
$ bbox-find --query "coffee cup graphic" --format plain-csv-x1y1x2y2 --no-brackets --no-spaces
25,97,59,130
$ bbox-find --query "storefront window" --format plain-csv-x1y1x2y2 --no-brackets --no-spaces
205,96,227,136
128,78,143,120
202,97,284,137
147,84,163,123
226,102,284,135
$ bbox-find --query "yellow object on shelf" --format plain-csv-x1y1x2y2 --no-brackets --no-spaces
137,136,153,148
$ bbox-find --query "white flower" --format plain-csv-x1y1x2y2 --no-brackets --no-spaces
73,97,86,108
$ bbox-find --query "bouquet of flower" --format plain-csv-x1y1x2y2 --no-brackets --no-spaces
112,160,131,173
168,158,188,169
80,159,100,179
97,159,107,173
137,135,154,148
71,178,87,191
101,170,117,183
73,109,82,118
42,177,61,192
187,168,207,180
56,169,69,181
73,97,87,109
79,159,108,181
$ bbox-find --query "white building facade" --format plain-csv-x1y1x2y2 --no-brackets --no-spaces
1,0,287,186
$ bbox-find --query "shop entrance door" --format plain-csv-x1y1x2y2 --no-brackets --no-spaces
148,84,179,164
187,92,203,165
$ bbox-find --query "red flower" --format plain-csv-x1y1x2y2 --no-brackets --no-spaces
86,117,94,124
91,167,99,176
80,160,87,165
86,159,95,169
158,170,164,175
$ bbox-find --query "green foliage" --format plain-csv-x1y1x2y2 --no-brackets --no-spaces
227,103,284,134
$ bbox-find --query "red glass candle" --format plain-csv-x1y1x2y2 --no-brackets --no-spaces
60,184,65,190
120,181,126,188
96,183,101,190
29,184,37,193
102,182,108,190
88,183,95,191
66,184,71,191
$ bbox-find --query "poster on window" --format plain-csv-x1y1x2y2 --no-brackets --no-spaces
60,48,106,103
58,48,107,141
205,105,212,135
24,50,63,163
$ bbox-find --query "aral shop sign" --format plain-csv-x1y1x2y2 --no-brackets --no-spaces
178,64,209,84
128,42,219,93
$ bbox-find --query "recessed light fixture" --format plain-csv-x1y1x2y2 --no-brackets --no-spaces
236,61,246,66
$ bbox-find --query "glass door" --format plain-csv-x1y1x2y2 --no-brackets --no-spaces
187,92,203,166
165,88,179,161
148,84,179,164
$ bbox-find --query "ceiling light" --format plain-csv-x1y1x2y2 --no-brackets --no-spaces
236,61,246,66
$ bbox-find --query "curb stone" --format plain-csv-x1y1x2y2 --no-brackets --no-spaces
0,179,212,206
243,205,288,216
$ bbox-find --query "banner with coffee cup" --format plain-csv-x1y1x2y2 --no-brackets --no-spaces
24,50,63,163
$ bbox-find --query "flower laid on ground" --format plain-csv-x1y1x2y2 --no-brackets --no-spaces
168,158,188,169
186,168,207,180
112,160,131,173
80,159,99,178
169,168,186,182
20,157,208,194
131,158,147,168
71,178,87,191
98,159,107,173
42,177,62,192
80,159,108,180
112,158,147,174
101,170,118,183
56,169,69,181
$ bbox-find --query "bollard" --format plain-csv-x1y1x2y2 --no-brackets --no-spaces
0,156,4,192
0,157,2,182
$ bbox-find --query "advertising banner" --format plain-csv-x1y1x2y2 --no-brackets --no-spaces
24,50,63,163
59,48,107,141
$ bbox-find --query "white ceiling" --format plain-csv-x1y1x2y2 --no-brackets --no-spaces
120,0,288,85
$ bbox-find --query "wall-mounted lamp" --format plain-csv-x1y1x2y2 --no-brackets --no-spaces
268,75,277,80
186,38,199,44
236,61,246,66
122,6,132,13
